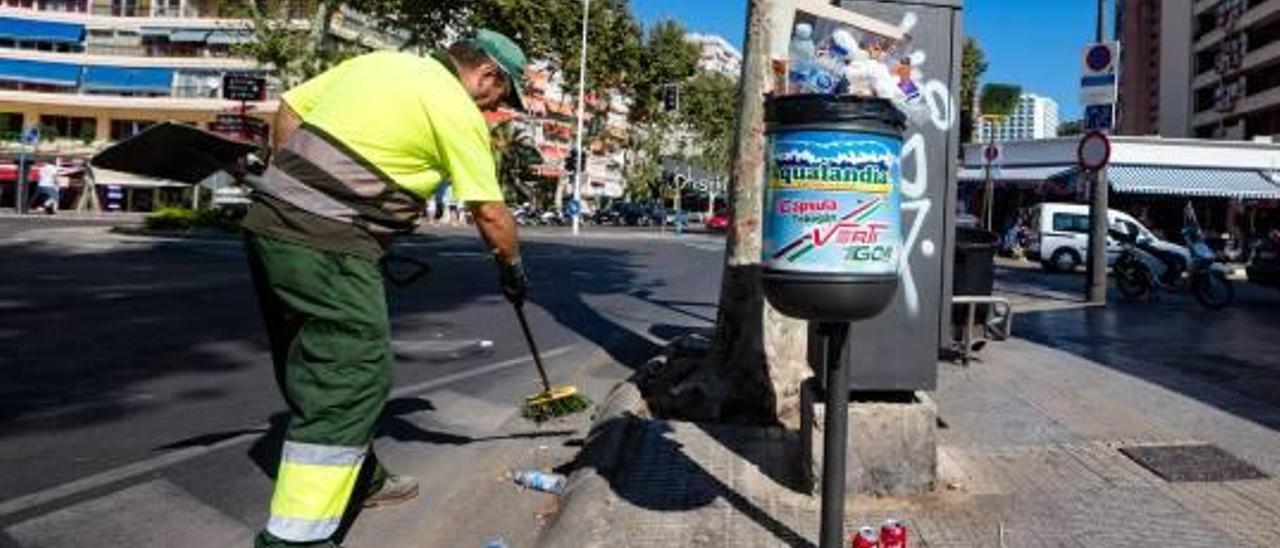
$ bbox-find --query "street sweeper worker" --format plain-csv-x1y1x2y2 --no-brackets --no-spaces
240,29,530,548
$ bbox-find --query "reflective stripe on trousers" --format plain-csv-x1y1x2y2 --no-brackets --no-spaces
266,441,367,542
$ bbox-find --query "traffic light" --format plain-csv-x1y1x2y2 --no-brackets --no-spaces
661,83,679,113
564,148,580,173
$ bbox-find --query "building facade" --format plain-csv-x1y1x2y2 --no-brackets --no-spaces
977,93,1061,142
1121,0,1280,140
0,0,406,209
0,1,406,155
685,32,741,77
520,61,628,204
1190,0,1280,139
1116,0,1196,137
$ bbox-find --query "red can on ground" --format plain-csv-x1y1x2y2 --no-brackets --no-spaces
850,526,878,548
879,519,908,548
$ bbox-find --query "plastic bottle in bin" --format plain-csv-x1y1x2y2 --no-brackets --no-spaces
788,23,838,94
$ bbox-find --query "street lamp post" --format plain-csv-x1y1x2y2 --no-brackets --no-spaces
571,0,591,236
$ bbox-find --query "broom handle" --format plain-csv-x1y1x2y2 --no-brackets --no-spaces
513,303,553,392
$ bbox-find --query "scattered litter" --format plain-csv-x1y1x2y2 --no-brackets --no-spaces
511,469,566,494
946,482,963,491
482,538,509,548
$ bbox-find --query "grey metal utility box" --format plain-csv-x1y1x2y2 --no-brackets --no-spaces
807,0,963,391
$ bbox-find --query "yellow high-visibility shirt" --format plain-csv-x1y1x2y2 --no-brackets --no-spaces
282,51,502,203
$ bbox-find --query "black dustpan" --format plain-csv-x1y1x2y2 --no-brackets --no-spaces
91,122,259,185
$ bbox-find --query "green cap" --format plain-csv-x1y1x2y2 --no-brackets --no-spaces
465,29,528,111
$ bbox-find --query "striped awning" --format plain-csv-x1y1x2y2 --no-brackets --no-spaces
958,165,1077,183
206,30,253,45
1107,166,1280,199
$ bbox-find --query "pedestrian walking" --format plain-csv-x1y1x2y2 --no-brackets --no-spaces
240,30,531,548
35,159,60,214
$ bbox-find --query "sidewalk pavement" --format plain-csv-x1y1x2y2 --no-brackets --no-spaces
539,337,1280,547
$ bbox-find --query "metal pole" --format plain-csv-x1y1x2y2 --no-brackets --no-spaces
16,147,27,214
1086,0,1109,305
1096,0,1106,42
818,321,851,548
571,0,590,236
1086,167,1109,304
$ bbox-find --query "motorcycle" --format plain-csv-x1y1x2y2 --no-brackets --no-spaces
513,203,539,226
1112,224,1235,309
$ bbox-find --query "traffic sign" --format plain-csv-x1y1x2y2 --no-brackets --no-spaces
21,127,39,145
983,143,1002,165
566,199,581,217
1081,42,1121,106
1077,131,1111,171
1084,104,1115,131
223,74,267,102
1082,42,1119,76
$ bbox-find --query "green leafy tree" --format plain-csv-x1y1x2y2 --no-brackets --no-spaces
630,19,701,124
1058,119,1084,137
960,37,988,144
980,83,1022,119
681,69,739,174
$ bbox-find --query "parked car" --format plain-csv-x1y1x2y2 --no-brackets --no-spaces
592,205,621,226
705,210,730,232
1027,203,1168,272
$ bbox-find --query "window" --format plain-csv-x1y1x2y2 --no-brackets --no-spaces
0,112,22,140
110,119,154,140
1052,213,1090,234
110,0,137,16
151,0,179,16
39,115,95,141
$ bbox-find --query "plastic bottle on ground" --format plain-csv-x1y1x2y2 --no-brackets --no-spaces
512,470,566,494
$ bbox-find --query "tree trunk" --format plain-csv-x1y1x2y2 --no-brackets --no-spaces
706,0,809,427
306,0,339,75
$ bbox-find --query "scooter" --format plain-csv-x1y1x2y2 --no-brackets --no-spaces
1113,224,1235,308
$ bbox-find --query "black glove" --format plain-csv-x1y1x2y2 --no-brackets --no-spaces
498,258,529,305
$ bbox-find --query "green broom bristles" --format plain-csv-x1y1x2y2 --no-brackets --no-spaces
522,385,591,422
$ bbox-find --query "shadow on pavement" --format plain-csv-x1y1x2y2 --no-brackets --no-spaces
564,413,814,548
0,235,670,433
1012,272,1280,432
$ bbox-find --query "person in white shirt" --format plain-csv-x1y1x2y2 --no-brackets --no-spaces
35,159,60,215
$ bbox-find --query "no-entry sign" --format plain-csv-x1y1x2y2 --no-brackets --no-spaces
1077,131,1111,171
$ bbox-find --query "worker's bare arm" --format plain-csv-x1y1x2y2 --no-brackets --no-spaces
272,102,303,152
470,201,521,264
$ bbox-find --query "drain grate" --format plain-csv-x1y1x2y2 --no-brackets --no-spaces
1119,444,1270,482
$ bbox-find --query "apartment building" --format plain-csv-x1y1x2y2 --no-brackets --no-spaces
521,61,629,203
1191,0,1280,139
685,32,741,78
977,93,1061,142
0,1,405,154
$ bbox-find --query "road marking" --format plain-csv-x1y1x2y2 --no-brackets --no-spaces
0,345,575,518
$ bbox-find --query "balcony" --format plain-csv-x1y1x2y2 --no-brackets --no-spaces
1194,34,1280,92
1195,0,1280,53
1193,80,1280,127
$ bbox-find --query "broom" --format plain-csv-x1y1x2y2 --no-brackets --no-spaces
512,302,590,422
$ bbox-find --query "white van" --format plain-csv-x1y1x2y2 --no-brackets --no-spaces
1027,203,1158,272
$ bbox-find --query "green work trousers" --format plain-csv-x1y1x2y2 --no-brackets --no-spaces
245,233,392,548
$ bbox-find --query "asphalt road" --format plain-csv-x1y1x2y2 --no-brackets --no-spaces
0,219,725,541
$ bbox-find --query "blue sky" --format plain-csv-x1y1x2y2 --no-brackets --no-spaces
633,1,1109,120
